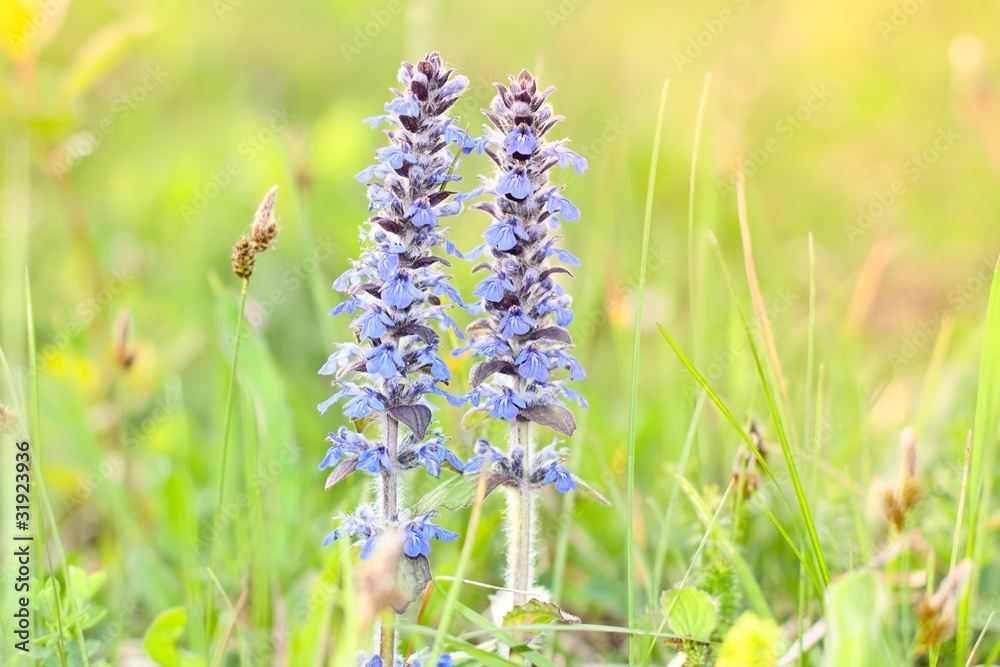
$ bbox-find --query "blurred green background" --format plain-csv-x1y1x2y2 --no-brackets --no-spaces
1,0,998,664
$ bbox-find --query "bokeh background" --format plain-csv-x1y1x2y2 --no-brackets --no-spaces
1,0,999,664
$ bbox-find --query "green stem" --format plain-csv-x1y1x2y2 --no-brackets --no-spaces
206,277,249,648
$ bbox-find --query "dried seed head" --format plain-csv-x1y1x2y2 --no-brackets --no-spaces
733,420,766,499
113,310,138,371
0,400,17,434
231,234,256,279
878,428,923,533
250,186,280,252
916,560,972,652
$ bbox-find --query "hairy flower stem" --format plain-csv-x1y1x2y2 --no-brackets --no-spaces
378,608,396,665
378,414,400,663
508,378,535,608
381,414,400,522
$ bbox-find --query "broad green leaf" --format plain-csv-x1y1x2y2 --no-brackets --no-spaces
414,471,510,515
142,607,205,667
388,554,432,614
821,570,903,667
503,598,580,629
661,586,717,642
461,407,490,430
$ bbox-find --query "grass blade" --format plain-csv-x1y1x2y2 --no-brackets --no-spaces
626,78,669,666
656,322,823,593
956,257,1000,664
705,231,831,587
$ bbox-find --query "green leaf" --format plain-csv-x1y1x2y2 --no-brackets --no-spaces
661,586,717,642
414,472,510,515
460,407,490,430
142,607,206,667
503,598,581,629
61,17,157,104
388,555,432,614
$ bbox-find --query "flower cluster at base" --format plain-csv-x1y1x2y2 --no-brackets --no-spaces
457,69,589,461
318,52,476,562
357,651,454,667
464,439,577,494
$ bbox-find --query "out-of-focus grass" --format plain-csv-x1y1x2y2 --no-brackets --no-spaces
1,0,999,664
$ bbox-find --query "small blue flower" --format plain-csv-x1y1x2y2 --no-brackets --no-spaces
374,247,403,281
413,441,465,478
486,387,526,420
464,439,506,473
376,142,415,170
503,124,538,157
353,306,395,340
496,166,533,200
473,273,515,302
326,508,381,559
406,198,438,228
416,348,451,382
484,218,529,251
478,334,512,358
357,445,393,474
546,192,581,222
320,427,369,469
381,270,423,309
356,163,390,183
386,93,420,117
498,306,535,338
403,514,459,558
545,143,588,175
438,75,469,100
343,387,386,419
515,344,549,383
551,348,586,381
366,342,405,379
542,461,577,493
